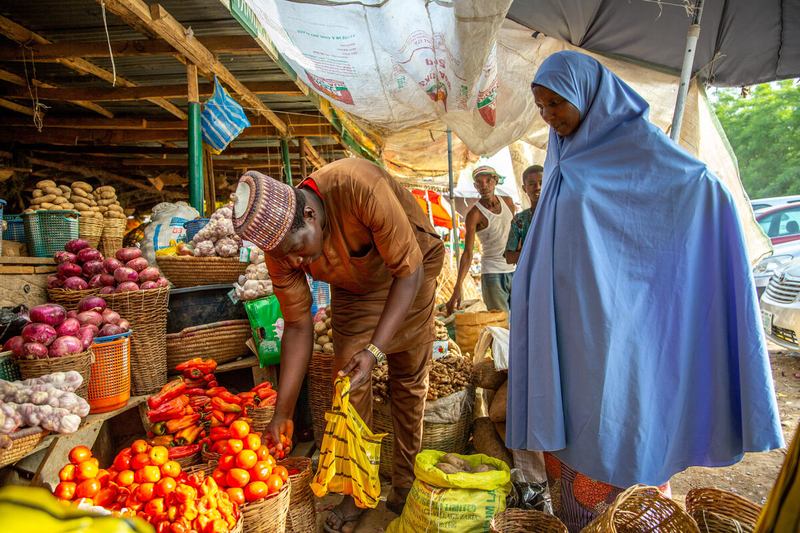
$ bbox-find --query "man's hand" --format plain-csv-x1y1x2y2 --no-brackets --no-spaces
338,349,378,391
446,287,462,316
265,415,294,453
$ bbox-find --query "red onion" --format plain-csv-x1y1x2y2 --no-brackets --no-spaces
3,336,24,356
138,267,160,283
116,282,140,292
156,277,170,288
139,281,159,290
103,258,123,273
77,248,103,264
88,274,105,288
114,267,138,283
67,310,78,319
22,323,58,346
117,319,130,332
56,318,82,337
116,247,142,262
57,262,83,278
126,257,149,273
77,296,106,314
76,327,96,350
76,311,103,327
101,311,120,325
22,341,49,359
48,336,84,357
46,274,63,289
99,324,124,337
83,260,105,277
54,251,77,264
99,274,116,287
79,324,100,338
30,304,67,326
63,277,89,290
65,239,90,253
99,286,116,295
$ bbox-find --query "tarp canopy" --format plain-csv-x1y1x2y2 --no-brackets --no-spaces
411,189,453,230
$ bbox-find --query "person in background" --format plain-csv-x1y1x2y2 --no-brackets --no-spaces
446,165,516,315
505,165,543,264
507,51,784,532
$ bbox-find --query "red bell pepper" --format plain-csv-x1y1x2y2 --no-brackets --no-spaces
202,373,215,383
209,427,230,441
210,439,228,454
182,367,204,380
251,381,272,393
168,444,202,459
258,395,277,407
238,392,256,401
174,358,202,372
184,388,206,397
176,358,216,375
222,412,239,426
147,380,187,410
217,391,242,405
204,387,225,397
211,397,241,413
182,376,207,389
174,424,203,446
189,395,209,409
147,395,189,422
166,413,201,434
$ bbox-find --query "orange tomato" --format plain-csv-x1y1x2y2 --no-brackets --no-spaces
218,454,235,472
54,481,77,500
244,433,261,451
265,474,283,495
131,439,150,455
130,452,151,471
76,460,98,481
229,420,250,439
155,477,177,498
235,450,257,470
145,497,166,517
125,494,144,512
249,461,272,482
149,446,169,466
69,446,92,464
263,454,276,470
243,481,268,502
134,469,145,484
272,465,289,483
160,460,181,479
225,487,245,505
95,469,112,487
94,487,117,508
59,464,77,482
76,478,101,499
255,446,271,462
226,439,243,455
136,482,155,502
142,465,162,483
225,468,250,489
116,470,135,487
211,468,227,487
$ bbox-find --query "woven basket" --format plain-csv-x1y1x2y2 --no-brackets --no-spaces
167,320,251,369
685,488,761,533
248,404,275,434
156,255,248,288
278,457,316,533
240,480,291,533
79,215,104,249
307,351,335,450
373,392,473,477
103,287,170,395
173,451,202,470
47,287,101,309
0,426,50,468
491,509,568,533
17,349,93,399
202,449,221,464
231,516,244,533
99,218,126,259
581,485,700,533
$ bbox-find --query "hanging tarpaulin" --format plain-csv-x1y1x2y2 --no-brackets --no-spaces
201,76,251,154
411,189,453,230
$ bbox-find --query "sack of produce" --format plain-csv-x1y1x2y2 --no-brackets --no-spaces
310,377,386,509
455,310,507,356
386,451,512,533
140,202,200,266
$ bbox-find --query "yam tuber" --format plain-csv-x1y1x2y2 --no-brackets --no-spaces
470,360,508,391
488,381,507,423
473,417,514,468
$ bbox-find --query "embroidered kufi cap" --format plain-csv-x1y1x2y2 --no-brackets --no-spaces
232,171,296,251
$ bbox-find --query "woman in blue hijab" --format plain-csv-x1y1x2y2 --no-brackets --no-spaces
507,51,784,531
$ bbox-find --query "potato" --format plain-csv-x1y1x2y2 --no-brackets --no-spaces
95,185,115,194
36,179,56,189
488,381,507,423
98,198,117,206
313,321,328,335
471,464,496,473
99,191,117,200
74,202,90,211
39,202,54,209
313,343,323,352
48,206,63,211
72,181,93,193
43,186,62,196
473,417,514,468
327,329,333,338
323,342,334,354
325,318,332,328
32,189,43,199
319,313,328,322
23,208,36,214
52,197,68,205
470,360,508,391
58,184,71,195
98,206,108,213
108,204,124,212
62,203,75,210
435,462,461,475
71,187,87,197
441,453,470,472
317,335,330,345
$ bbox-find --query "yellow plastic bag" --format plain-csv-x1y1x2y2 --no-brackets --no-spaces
310,377,387,509
386,451,512,533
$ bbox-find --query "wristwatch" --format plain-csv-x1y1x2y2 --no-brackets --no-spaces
364,343,386,366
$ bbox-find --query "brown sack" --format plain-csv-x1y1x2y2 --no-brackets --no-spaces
455,310,507,355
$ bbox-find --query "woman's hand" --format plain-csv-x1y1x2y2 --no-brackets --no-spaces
265,415,294,452
338,349,377,391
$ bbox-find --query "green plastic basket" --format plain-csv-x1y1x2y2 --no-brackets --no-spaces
22,210,80,257
3,214,25,243
0,353,21,382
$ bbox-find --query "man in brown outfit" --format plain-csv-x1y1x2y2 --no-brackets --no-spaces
232,158,444,533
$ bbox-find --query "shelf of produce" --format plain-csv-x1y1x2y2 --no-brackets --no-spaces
168,355,278,390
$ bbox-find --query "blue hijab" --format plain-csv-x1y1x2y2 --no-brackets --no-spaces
507,51,784,487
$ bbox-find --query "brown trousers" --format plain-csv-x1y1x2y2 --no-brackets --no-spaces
332,340,432,489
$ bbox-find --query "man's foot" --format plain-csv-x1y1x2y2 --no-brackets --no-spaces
323,495,366,533
385,487,410,515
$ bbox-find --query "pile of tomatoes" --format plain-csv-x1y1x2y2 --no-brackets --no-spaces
207,420,288,506
54,440,241,533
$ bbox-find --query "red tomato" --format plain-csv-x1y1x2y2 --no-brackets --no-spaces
225,487,245,505
113,451,132,471
244,434,261,451
69,446,92,464
149,446,169,467
255,446,271,462
265,474,283,495
54,481,77,500
218,454,235,472
145,497,166,517
235,450,258,470
156,477,177,498
243,481,268,502
272,465,289,483
225,468,250,489
211,468,227,487
59,464,77,482
226,439,244,455
131,440,150,455
116,470,135,487
95,469,112,487
130,452,151,471
76,461,98,481
229,420,250,439
136,482,155,502
94,487,117,508
160,461,181,479
76,478,102,499
142,465,162,483
249,461,272,482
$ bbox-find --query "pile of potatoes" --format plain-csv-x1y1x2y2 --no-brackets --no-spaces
24,180,78,215
435,453,497,475
92,185,126,219
23,180,126,220
69,181,102,219
313,306,334,354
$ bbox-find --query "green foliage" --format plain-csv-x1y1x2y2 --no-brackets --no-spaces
712,80,800,199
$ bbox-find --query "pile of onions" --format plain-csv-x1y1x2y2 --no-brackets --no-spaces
3,304,83,359
48,240,168,293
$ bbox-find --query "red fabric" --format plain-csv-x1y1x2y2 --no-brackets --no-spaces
410,189,453,230
299,178,321,197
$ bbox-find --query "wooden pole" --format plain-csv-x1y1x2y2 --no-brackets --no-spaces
187,63,203,213
299,137,308,180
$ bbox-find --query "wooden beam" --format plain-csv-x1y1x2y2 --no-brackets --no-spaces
299,137,308,180
0,15,185,120
12,143,345,157
301,139,327,169
0,98,35,116
0,112,326,130
0,68,113,119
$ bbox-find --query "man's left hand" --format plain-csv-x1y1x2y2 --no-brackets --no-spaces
338,350,378,391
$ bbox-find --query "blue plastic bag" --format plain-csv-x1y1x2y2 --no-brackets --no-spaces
201,76,250,154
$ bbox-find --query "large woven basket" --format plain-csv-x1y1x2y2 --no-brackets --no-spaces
240,480,291,533
685,488,762,533
373,392,473,477
278,457,316,533
248,404,275,434
491,509,568,533
167,320,251,369
201,449,221,464
47,287,101,309
103,287,170,395
17,349,92,399
156,255,248,288
79,215,103,249
173,451,202,470
581,485,700,533
99,218,126,259
0,427,50,468
307,351,335,450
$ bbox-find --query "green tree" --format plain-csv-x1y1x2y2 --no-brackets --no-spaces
712,80,799,199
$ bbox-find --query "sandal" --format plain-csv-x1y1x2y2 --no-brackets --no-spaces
322,504,365,533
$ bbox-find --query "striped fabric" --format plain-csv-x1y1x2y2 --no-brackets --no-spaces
201,76,251,154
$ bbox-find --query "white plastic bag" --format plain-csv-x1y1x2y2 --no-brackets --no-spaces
141,202,200,267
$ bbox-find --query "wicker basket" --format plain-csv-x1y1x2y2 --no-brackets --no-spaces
79,215,104,249
167,320,252,369
173,451,202,470
156,255,248,288
99,218,126,259
373,392,473,477
103,287,170,395
581,485,700,533
491,509,568,533
278,457,316,533
0,427,50,468
17,349,93,399
231,516,244,533
248,404,275,433
240,480,291,533
47,287,101,309
202,449,221,464
307,351,335,450
685,488,761,533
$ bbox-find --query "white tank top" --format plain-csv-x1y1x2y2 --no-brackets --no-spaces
475,199,516,274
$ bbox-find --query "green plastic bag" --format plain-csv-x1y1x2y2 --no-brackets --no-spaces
386,451,512,533
244,296,283,367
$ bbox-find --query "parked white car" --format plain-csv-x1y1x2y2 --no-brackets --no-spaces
760,257,800,353
753,241,800,299
750,194,800,212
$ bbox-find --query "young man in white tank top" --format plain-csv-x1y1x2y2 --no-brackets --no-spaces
446,165,516,315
